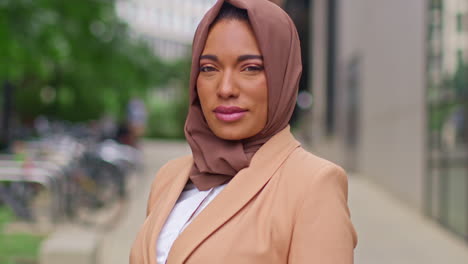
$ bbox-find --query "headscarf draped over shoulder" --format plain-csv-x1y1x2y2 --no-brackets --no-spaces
185,0,302,190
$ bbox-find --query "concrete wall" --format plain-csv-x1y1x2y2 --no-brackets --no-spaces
309,0,427,210
308,0,346,164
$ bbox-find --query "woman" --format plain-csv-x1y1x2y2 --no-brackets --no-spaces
130,0,357,263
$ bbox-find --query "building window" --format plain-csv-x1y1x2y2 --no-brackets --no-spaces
426,0,468,242
457,49,463,66
325,0,338,135
456,13,463,33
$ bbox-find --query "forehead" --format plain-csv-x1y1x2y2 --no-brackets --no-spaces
202,20,262,56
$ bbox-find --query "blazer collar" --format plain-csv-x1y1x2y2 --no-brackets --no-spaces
148,126,300,264
146,160,192,264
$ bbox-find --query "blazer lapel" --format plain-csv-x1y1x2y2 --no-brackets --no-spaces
145,159,192,264
167,126,300,263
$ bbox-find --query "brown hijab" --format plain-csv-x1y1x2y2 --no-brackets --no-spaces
185,0,302,190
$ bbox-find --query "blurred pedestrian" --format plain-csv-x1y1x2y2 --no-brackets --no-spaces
127,97,148,139
99,114,117,140
131,1,357,263
116,122,137,148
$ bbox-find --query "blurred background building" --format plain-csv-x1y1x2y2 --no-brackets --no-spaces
302,0,468,241
116,0,217,60
1,0,468,263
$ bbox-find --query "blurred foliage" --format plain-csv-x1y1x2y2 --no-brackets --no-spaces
1,0,182,122
0,206,44,263
429,62,467,132
452,61,468,98
146,57,191,139
0,205,13,230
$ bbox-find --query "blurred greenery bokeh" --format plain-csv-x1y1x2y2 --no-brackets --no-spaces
429,62,468,132
1,0,190,139
0,206,44,263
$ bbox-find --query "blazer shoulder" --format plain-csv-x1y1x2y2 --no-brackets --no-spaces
146,155,193,216
151,155,193,187
282,147,348,187
286,147,345,172
160,154,193,172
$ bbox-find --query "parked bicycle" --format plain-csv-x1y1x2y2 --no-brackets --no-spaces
0,120,142,228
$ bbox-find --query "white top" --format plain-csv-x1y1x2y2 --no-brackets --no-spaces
156,182,227,264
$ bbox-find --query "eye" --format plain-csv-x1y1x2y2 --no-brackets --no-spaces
243,65,264,72
200,65,217,72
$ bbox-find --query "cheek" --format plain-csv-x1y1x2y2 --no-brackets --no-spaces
196,79,211,111
259,88,268,124
249,78,268,115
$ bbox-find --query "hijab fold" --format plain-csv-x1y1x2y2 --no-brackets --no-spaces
185,0,302,191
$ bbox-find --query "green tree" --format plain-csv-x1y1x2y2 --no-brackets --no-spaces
452,61,467,98
146,57,191,139
1,0,172,122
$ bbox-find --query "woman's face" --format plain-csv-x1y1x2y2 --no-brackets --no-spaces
197,19,268,141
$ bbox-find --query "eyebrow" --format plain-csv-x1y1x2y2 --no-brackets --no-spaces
199,54,263,63
237,55,263,62
200,54,218,61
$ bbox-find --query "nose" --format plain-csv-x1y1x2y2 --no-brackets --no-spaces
216,71,239,99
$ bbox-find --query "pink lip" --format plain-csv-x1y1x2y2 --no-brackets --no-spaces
213,106,247,122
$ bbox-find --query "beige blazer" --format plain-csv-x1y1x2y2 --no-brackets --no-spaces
130,127,357,263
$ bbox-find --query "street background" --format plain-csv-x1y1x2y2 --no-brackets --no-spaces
1,0,467,263
97,140,468,264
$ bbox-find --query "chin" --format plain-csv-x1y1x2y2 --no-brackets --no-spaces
211,124,255,141
213,129,246,141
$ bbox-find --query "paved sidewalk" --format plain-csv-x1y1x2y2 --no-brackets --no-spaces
98,140,190,264
349,176,468,264
98,140,468,264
